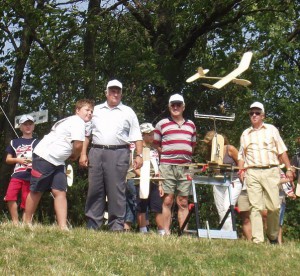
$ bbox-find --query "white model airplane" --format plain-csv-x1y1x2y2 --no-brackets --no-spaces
186,51,253,89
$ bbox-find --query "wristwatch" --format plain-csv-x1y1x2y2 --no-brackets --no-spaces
136,154,143,158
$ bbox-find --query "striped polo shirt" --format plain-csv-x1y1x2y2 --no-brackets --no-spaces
238,123,287,168
154,117,196,164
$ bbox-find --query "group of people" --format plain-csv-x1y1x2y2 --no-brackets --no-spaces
3,79,299,244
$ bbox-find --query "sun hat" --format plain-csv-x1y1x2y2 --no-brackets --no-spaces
169,94,185,104
106,79,122,89
250,102,264,113
140,123,155,133
19,114,35,125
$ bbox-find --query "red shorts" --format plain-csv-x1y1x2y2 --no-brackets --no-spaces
4,178,30,209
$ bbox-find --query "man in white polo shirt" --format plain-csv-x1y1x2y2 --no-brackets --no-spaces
80,79,143,231
154,94,196,234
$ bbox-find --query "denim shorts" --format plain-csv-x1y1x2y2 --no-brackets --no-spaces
136,182,162,213
30,154,67,192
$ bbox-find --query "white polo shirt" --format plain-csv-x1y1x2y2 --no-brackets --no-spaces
34,115,86,165
88,101,142,145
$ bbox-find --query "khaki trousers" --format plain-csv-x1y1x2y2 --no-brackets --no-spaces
246,167,280,243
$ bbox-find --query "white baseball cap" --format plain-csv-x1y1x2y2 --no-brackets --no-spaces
106,79,122,89
19,114,35,124
140,123,155,133
169,94,185,104
250,102,264,113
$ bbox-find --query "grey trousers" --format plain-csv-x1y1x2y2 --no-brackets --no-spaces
85,147,130,231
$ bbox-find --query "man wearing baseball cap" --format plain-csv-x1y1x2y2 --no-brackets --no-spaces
154,93,196,234
4,114,38,225
238,101,294,244
80,79,143,231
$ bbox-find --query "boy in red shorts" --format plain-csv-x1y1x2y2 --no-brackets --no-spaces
4,115,39,225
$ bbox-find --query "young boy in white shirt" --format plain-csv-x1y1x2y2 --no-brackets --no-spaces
24,99,94,230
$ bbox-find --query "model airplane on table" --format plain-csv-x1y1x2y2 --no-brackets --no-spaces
186,51,253,89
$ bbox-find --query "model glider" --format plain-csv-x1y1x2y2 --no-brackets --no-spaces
186,51,253,89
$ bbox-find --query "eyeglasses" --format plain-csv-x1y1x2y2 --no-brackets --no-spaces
171,103,183,108
249,111,261,116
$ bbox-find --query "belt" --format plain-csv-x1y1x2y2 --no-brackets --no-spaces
92,144,128,150
248,165,278,169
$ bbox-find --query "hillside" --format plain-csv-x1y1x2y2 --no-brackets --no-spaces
0,223,299,275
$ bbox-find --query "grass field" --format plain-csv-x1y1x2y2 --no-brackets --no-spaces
0,223,299,275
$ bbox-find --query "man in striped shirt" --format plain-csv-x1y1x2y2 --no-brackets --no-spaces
238,102,294,244
154,94,196,234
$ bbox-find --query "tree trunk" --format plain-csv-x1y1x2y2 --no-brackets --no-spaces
83,0,101,99
0,18,34,211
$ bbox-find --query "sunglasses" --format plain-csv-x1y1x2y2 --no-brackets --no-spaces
249,111,261,116
171,102,183,108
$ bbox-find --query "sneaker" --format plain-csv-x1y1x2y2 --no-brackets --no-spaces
268,238,279,245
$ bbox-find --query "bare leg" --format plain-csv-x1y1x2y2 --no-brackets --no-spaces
7,201,19,225
278,226,283,245
261,209,268,232
240,211,252,240
177,195,189,229
137,212,147,228
162,194,174,234
24,191,43,225
155,212,164,230
52,189,68,230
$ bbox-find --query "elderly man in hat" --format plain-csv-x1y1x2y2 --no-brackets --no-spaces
153,94,197,234
4,114,39,225
238,102,294,244
80,79,143,231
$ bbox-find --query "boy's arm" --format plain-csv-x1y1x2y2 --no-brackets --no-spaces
6,153,29,166
69,140,84,161
79,136,90,167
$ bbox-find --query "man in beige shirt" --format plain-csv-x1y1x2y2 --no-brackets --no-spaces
238,102,294,244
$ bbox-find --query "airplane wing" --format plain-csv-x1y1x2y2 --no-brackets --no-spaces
186,72,201,83
210,51,253,89
186,67,209,83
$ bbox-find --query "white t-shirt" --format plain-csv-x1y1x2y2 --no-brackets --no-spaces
34,115,86,165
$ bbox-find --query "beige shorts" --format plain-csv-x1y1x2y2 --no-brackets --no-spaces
159,164,191,196
237,190,251,212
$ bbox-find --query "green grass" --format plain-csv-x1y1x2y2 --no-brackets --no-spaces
0,223,300,275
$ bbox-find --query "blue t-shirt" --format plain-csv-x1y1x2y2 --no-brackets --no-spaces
6,137,39,181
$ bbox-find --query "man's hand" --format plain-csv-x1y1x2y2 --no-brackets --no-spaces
79,154,89,167
238,169,246,184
